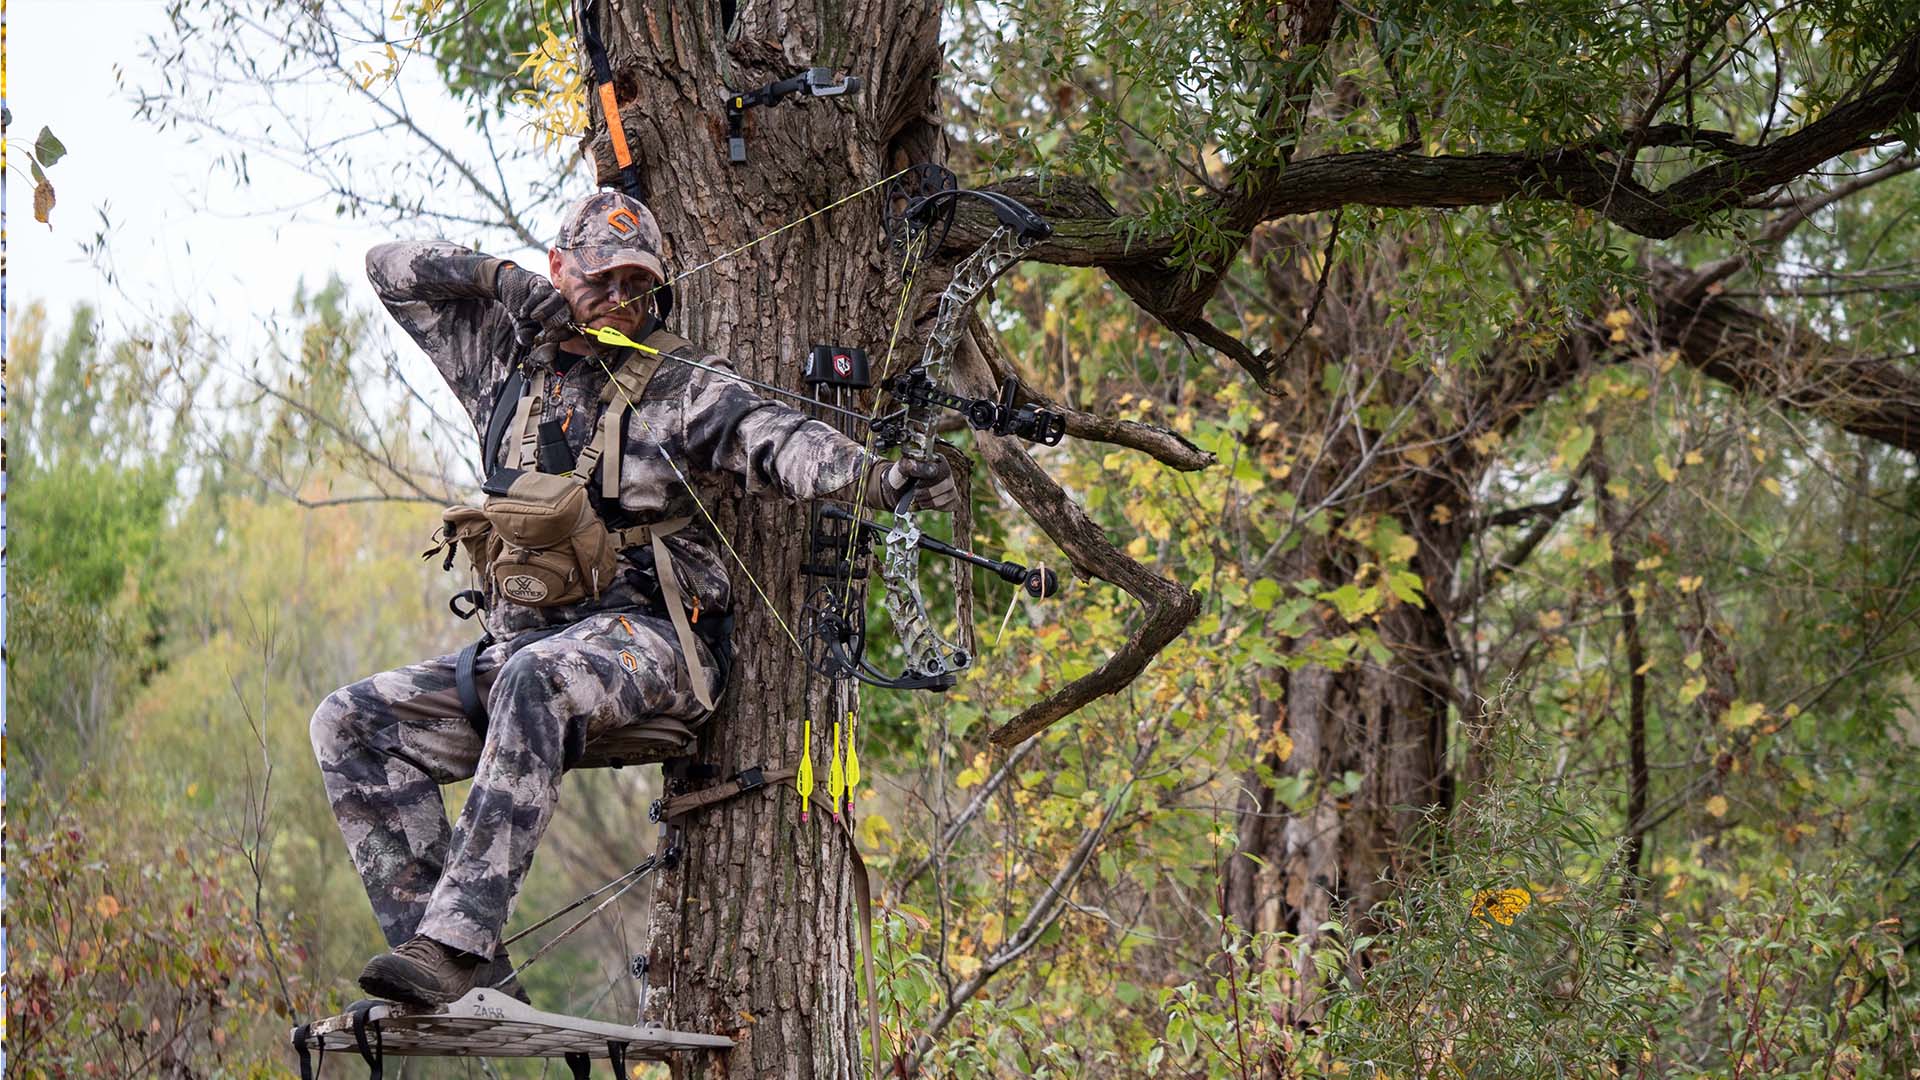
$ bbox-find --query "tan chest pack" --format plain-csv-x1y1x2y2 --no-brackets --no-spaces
431,328,688,609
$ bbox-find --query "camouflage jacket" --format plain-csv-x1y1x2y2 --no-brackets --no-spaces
367,239,870,642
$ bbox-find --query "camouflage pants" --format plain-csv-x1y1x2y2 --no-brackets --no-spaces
309,610,713,958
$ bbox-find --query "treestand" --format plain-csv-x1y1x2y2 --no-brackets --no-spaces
291,988,732,1077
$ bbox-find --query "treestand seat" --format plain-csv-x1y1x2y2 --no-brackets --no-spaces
291,988,731,1076
572,716,695,770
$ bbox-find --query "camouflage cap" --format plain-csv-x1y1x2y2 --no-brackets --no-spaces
554,191,666,282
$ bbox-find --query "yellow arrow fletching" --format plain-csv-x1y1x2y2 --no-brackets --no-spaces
827,720,845,813
796,717,815,819
584,324,657,352
844,710,860,810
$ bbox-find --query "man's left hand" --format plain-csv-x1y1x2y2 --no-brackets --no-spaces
866,456,961,513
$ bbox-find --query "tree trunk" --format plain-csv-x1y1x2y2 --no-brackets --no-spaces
587,3,943,1076
1222,514,1458,1019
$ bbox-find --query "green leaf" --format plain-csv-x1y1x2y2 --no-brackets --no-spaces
33,126,67,168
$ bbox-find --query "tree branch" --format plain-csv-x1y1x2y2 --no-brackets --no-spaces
960,321,1202,748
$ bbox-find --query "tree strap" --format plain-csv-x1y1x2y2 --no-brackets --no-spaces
661,765,888,1077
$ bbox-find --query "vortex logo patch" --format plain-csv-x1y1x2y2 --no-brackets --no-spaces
502,575,550,603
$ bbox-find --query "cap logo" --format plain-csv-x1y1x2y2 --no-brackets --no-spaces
606,208,644,236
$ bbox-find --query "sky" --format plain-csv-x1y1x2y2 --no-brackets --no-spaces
9,0,562,355
12,0,394,334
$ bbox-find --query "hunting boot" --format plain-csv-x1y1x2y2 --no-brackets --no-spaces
357,935,481,1006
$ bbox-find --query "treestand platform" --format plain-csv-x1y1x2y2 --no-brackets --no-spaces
290,988,731,1076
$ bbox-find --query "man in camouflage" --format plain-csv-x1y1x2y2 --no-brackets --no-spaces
309,191,955,1006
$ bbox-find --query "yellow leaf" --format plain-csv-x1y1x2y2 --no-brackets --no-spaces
1429,504,1454,524
1678,575,1702,594
1683,450,1704,466
1537,609,1565,631
979,913,1005,950
1470,887,1531,926
859,812,894,851
1680,675,1707,703
1266,729,1294,763
1606,479,1630,500
1684,651,1703,671
1126,536,1150,559
96,895,122,919
1762,477,1783,496
1402,444,1434,467
949,952,983,979
1257,421,1280,441
1724,700,1765,730
1603,309,1633,329
187,782,200,799
1635,555,1663,571
1705,795,1728,818
954,751,990,790
1388,534,1419,563
1654,455,1677,483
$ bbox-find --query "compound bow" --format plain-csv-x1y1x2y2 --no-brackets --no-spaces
800,163,1065,693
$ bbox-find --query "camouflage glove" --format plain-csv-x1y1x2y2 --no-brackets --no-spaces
865,455,961,514
493,263,575,346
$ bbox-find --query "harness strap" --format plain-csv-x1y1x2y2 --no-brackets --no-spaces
482,370,525,472
659,765,886,1077
455,634,495,734
616,516,715,711
513,370,545,470
291,1023,317,1080
349,1000,384,1079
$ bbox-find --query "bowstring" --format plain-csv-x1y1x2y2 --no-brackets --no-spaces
581,332,804,656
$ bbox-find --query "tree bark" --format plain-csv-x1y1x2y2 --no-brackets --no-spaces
585,3,942,1076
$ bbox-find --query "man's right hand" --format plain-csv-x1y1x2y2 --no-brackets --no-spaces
494,264,575,346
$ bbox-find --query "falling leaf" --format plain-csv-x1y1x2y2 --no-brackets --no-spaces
33,125,68,167
1705,795,1728,818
